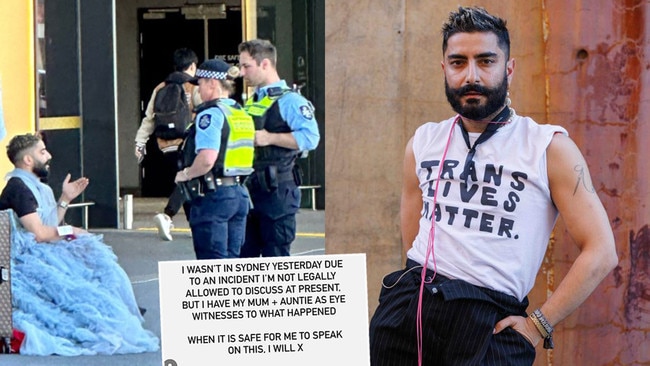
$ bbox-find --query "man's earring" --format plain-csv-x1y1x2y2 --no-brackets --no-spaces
506,91,512,107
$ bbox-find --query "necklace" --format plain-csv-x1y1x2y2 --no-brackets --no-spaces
457,107,515,182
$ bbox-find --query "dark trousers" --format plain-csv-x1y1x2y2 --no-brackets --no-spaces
369,259,535,366
240,209,296,257
240,182,300,258
188,185,249,260
160,150,190,220
164,186,191,221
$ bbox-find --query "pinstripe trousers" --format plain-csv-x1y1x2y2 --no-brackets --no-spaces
369,259,535,366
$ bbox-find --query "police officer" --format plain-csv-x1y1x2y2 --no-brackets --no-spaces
174,59,255,259
237,39,321,257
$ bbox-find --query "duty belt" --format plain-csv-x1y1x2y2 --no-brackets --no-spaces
212,176,240,186
178,174,242,202
217,176,239,186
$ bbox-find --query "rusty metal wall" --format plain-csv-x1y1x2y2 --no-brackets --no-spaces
541,0,649,364
325,0,649,364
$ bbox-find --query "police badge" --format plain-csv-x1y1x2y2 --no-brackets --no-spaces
198,114,212,129
299,105,314,119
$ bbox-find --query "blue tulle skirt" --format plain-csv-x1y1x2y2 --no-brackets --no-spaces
10,222,160,356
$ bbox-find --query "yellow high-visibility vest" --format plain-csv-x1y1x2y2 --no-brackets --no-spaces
216,103,255,177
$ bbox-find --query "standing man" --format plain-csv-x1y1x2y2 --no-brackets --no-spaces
174,59,255,259
369,7,618,365
134,48,201,241
237,39,320,257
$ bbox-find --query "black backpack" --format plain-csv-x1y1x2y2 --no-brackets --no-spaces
153,72,193,140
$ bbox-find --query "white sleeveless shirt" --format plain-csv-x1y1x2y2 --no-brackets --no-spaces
407,114,567,300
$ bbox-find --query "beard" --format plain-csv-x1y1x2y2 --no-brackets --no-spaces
33,159,50,179
445,73,508,120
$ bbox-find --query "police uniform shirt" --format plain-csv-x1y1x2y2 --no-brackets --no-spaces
253,80,320,151
193,98,238,153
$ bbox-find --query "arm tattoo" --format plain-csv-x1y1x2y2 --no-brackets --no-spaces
573,165,595,195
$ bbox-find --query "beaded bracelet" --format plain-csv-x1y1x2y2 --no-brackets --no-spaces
530,309,554,349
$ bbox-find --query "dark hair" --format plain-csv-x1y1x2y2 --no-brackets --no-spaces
238,39,277,67
173,48,199,72
441,6,510,59
6,134,41,164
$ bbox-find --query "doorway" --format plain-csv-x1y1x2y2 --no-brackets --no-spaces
137,4,243,197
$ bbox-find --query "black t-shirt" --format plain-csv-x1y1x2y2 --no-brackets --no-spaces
0,177,39,217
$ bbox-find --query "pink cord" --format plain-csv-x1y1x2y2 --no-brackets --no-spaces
416,116,459,365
